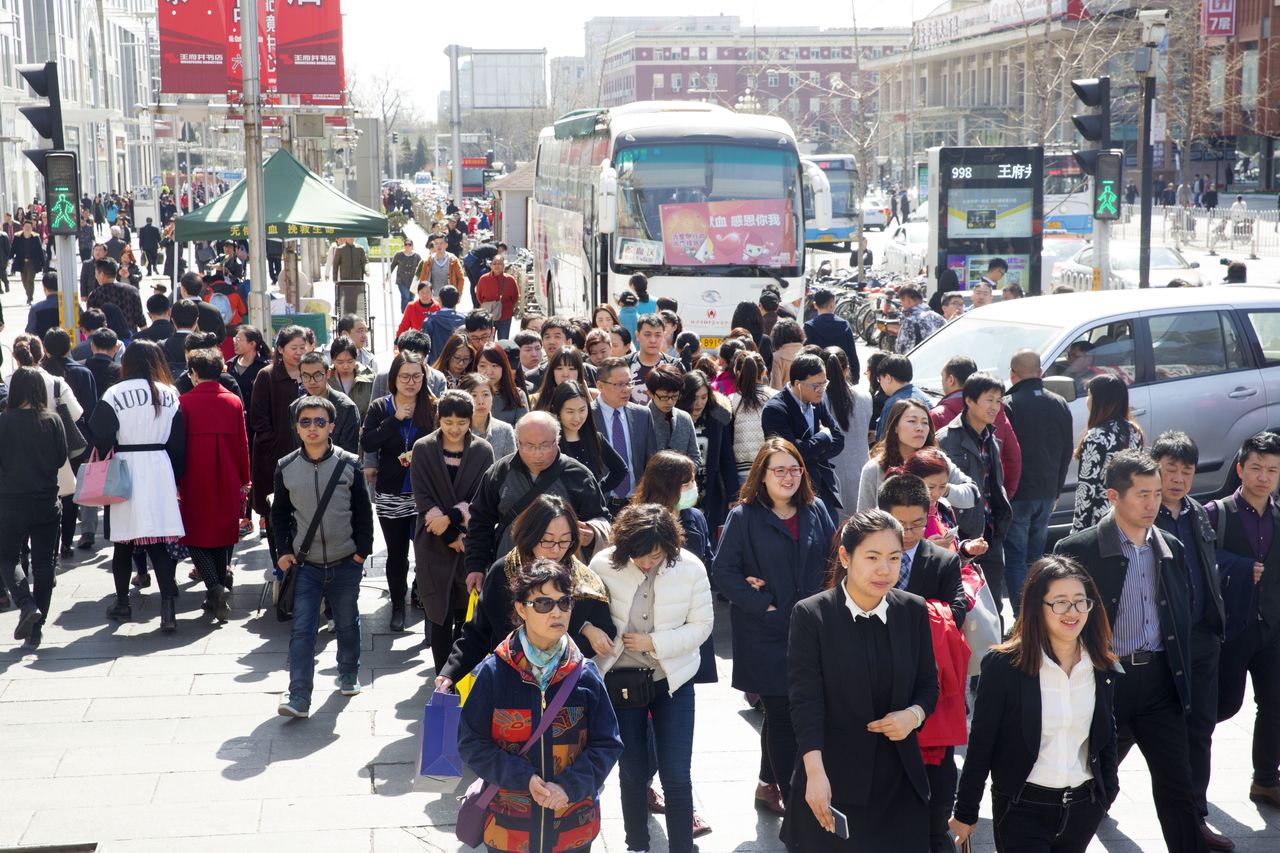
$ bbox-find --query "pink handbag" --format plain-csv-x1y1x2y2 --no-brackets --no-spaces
74,449,133,506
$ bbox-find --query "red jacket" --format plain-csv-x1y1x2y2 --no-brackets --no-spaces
396,296,440,337
178,381,251,547
475,271,519,321
929,391,1022,498
918,600,971,762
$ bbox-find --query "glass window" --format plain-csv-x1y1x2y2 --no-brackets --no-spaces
707,73,718,89
1245,310,1280,365
906,318,1062,392
1149,311,1237,382
1045,319,1137,394
671,73,682,93
767,71,778,87
653,73,664,89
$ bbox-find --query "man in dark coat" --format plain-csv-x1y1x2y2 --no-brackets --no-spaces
25,273,62,339
178,272,226,342
803,287,859,379
80,243,106,299
138,217,162,275
760,352,845,512
293,352,359,454
104,226,127,262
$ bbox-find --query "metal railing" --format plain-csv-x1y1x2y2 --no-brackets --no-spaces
1109,204,1279,259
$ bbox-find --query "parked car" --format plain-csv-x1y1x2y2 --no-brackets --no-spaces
903,286,1280,530
1057,243,1203,290
884,221,930,276
861,197,889,231
1041,236,1090,290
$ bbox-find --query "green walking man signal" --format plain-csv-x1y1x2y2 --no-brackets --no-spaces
43,151,81,237
1093,150,1123,222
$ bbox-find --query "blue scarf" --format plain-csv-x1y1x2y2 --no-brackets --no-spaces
518,627,567,691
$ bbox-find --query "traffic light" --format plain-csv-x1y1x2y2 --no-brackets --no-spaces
1070,76,1111,174
16,61,65,172
1092,150,1124,221
44,151,80,237
391,131,400,145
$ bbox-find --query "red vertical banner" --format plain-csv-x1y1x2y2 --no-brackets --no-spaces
1203,0,1237,38
276,0,345,95
158,0,230,94
226,2,280,105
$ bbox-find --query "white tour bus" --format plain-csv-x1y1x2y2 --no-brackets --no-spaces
530,101,830,347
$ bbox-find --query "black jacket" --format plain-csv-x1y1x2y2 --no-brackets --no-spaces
1154,497,1226,639
359,395,433,496
1054,513,1194,714
937,415,1012,539
1004,377,1073,502
697,406,740,533
954,649,1119,826
83,353,121,397
162,331,194,375
803,312,859,379
134,319,175,343
79,258,98,298
193,299,226,340
788,587,938,807
760,388,845,511
139,224,162,254
10,234,44,271
904,539,968,626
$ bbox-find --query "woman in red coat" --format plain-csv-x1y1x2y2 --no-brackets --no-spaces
179,349,250,620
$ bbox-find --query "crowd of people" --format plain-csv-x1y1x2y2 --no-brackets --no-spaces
1,228,1278,853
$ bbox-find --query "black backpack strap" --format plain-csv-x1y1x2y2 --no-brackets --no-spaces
296,458,350,563
1210,498,1227,544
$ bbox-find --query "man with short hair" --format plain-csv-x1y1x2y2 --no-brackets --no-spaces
526,317,598,389
178,271,226,341
25,273,62,338
464,310,495,350
163,299,201,375
464,411,609,575
979,257,1007,290
1002,349,1072,615
335,314,378,373
1001,283,1024,300
80,243,107,299
894,284,945,354
627,313,675,404
1055,451,1208,853
417,235,466,297
331,237,367,283
930,355,1021,498
593,357,658,509
1204,432,1280,815
370,330,446,401
424,285,466,357
874,354,929,440
134,294,175,342
139,217,162,275
966,280,994,311
940,292,964,322
272,395,373,719
758,284,794,336
1151,431,1231,850
293,352,359,453
514,330,543,375
86,257,146,336
475,254,519,338
761,352,845,511
104,225,127,261
803,287,858,378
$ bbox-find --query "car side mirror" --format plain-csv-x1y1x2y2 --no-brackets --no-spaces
596,161,618,235
1043,375,1077,403
1190,261,1200,268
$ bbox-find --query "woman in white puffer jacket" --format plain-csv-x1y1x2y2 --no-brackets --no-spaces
587,503,713,853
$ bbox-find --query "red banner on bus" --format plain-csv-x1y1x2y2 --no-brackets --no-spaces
158,0,230,94
275,0,344,94
660,200,796,267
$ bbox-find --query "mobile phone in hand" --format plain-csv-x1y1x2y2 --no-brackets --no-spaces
830,806,849,840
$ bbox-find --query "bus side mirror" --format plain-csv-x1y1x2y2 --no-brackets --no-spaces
803,161,832,229
597,161,618,235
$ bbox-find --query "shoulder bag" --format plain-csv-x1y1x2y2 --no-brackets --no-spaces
54,380,87,461
276,458,351,622
455,662,584,847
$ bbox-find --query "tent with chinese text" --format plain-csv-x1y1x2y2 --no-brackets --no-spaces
172,148,387,243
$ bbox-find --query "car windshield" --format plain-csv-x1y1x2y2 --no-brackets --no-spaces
1111,246,1186,270
905,316,1062,393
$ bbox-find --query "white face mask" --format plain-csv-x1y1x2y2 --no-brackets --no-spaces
676,484,698,510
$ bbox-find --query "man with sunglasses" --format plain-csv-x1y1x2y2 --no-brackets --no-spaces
272,396,374,720
761,353,845,512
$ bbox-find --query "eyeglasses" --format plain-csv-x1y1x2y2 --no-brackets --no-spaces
899,522,928,533
297,416,329,428
800,380,830,393
652,392,679,403
767,465,804,480
300,371,328,383
398,373,425,384
598,378,633,388
537,537,574,551
518,441,557,453
1043,598,1095,615
525,595,575,614
450,353,473,364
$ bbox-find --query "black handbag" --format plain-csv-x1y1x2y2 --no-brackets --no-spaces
54,381,87,461
605,668,655,710
276,459,351,621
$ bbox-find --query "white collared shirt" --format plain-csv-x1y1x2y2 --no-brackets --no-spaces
1027,647,1096,789
840,583,889,624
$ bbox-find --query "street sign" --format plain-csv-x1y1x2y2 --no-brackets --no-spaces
44,151,80,237
1093,150,1123,221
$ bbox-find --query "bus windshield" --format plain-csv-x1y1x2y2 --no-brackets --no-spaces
825,167,857,219
613,143,801,270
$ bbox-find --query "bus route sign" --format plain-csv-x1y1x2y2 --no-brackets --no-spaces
44,151,80,237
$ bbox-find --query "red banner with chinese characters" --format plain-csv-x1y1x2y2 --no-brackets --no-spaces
158,0,231,94
659,200,796,267
1203,0,1237,38
225,1,278,102
276,0,344,94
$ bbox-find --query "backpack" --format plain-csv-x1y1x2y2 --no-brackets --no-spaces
209,291,235,324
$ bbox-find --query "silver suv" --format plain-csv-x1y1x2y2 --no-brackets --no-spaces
904,286,1280,527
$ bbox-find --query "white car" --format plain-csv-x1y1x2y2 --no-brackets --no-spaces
1041,237,1090,290
1057,244,1203,290
884,221,930,276
860,196,889,231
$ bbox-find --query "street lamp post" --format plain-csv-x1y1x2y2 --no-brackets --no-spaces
1135,10,1169,289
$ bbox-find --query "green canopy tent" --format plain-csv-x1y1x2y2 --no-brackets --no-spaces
173,147,388,243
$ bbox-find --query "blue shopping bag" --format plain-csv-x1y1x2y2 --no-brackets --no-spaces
415,689,464,792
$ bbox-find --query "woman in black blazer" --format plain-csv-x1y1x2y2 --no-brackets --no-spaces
951,554,1119,853
785,509,939,851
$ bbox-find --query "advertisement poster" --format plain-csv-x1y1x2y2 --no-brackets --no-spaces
158,0,230,94
946,254,1030,289
945,188,1033,240
275,0,344,94
659,200,796,266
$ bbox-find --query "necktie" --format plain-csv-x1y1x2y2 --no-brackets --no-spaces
897,550,913,590
611,408,630,498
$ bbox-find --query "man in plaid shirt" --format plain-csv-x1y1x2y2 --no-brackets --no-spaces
894,284,946,354
86,257,145,336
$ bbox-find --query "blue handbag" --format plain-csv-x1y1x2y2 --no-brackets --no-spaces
415,690,464,792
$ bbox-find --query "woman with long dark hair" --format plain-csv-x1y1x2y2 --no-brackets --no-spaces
856,397,978,513
531,346,593,410
230,325,271,404
952,555,1119,852
39,329,96,556
432,333,477,390
476,343,528,425
784,509,939,852
676,369,739,532
328,335,375,418
89,339,186,632
1071,374,1144,533
821,347,873,522
249,324,308,550
0,367,67,647
730,300,773,370
550,380,626,495
360,352,439,632
728,351,776,483
459,372,515,459
594,303,621,331
713,437,836,818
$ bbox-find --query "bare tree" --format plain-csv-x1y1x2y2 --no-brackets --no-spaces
349,71,416,174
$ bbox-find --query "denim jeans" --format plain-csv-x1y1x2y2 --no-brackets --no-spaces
288,558,362,704
1002,498,1055,617
495,319,512,340
616,679,696,853
396,282,412,312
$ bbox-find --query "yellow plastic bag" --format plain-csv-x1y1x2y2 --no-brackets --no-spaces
455,589,480,705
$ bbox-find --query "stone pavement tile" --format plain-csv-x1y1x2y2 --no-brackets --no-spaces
256,792,442,833
109,651,286,677
170,709,375,744
21,799,263,845
371,825,467,852
56,739,269,778
0,749,64,781
0,717,180,748
151,762,372,803
103,829,372,853
1,673,194,701
85,691,282,722
0,697,88,724
191,672,300,694
0,773,159,810
268,732,418,768
0,655,115,678
0,811,34,847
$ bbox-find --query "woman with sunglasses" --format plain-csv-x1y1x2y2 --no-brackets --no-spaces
433,333,477,390
713,437,836,818
475,343,528,425
952,555,1119,853
436,494,615,693
590,504,713,853
458,558,623,853
360,352,438,633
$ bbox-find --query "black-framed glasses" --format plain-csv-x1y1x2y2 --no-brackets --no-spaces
652,392,680,403
300,371,328,383
525,595,574,614
1043,598,1095,615
297,416,329,428
537,537,574,551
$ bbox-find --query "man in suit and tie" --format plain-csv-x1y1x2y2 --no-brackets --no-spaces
760,352,845,512
593,356,658,513
138,217,162,275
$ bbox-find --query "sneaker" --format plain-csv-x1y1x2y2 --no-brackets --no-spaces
76,535,95,551
277,695,310,718
322,618,336,633
239,519,254,538
337,673,362,696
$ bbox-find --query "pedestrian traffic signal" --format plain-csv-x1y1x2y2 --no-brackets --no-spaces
1070,76,1111,175
391,131,400,146
16,61,65,167
1092,150,1123,222
44,151,80,237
